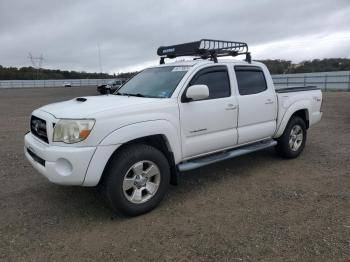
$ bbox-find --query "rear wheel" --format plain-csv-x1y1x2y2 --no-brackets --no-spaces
101,144,170,216
275,116,307,158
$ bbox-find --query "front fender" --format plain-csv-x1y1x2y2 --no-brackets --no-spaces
99,120,182,163
274,100,310,138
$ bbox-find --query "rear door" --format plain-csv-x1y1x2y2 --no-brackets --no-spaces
234,66,277,144
179,65,238,159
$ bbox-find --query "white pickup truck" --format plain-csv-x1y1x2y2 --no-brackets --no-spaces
24,39,322,216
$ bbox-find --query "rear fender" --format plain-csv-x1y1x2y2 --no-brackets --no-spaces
274,100,311,138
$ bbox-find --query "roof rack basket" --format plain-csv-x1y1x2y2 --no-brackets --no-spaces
157,39,251,64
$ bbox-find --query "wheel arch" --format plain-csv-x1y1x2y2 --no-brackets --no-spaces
100,120,180,153
96,120,182,186
274,101,310,138
292,109,309,129
98,134,179,187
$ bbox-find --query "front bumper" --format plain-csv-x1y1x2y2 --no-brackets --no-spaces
24,132,96,185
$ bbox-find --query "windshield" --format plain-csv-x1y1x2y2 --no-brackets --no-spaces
115,66,189,98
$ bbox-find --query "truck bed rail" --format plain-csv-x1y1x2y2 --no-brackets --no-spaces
275,86,320,93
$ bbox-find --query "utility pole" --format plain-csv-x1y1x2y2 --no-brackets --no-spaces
28,53,44,80
98,44,102,76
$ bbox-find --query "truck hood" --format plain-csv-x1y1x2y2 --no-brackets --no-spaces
39,95,159,118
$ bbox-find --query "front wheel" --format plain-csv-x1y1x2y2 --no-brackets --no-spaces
101,144,170,216
275,116,307,158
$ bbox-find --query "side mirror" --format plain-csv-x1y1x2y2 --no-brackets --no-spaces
185,84,209,101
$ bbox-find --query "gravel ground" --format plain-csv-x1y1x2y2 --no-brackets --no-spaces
0,87,349,262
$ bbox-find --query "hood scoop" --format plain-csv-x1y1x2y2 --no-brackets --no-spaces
76,97,87,102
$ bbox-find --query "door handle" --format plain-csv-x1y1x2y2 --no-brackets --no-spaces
225,104,237,110
265,99,274,105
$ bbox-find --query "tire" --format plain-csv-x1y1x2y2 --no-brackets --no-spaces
275,116,307,158
101,144,170,216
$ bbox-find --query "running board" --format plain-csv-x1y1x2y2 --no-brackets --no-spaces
177,139,277,172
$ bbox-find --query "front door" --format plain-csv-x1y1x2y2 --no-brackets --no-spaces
179,66,238,159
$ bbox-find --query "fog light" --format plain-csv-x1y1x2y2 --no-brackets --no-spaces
55,158,73,176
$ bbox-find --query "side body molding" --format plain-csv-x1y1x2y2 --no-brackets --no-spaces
274,100,310,138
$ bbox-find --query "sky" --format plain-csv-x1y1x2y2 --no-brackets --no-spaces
1,0,350,74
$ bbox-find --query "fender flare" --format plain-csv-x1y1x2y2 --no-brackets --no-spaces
274,100,310,138
99,120,182,163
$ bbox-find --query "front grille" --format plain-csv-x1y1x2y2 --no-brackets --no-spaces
30,115,48,143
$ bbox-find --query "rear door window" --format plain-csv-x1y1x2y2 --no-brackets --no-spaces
234,66,267,95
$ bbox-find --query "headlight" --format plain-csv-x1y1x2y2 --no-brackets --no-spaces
53,119,95,144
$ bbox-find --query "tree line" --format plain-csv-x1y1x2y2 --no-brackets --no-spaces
0,66,114,80
1,58,350,80
258,58,350,74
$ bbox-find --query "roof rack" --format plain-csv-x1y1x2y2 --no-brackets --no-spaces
157,39,251,64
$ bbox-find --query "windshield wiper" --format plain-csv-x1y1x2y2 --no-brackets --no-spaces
115,92,159,98
116,92,149,97
115,92,141,96
127,93,146,97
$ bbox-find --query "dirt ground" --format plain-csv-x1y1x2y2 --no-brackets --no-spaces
0,87,349,262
